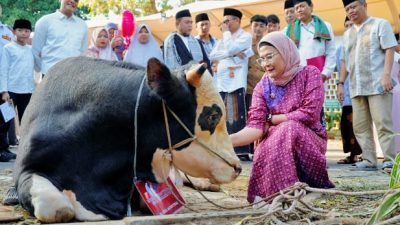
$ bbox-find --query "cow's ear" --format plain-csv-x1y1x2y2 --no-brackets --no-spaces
147,58,172,90
186,63,206,88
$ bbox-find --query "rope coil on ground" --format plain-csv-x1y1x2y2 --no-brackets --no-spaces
179,181,396,224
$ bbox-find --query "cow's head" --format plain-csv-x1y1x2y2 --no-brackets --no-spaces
147,58,241,184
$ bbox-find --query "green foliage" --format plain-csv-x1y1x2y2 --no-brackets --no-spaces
1,0,206,29
79,0,164,16
325,111,341,131
0,0,89,30
367,153,400,224
390,153,400,189
79,0,201,17
367,190,400,225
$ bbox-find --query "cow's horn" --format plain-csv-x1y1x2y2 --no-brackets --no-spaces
197,63,207,75
186,63,206,87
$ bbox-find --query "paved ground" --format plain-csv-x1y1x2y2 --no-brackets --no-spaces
0,139,392,198
0,139,393,225
0,139,388,173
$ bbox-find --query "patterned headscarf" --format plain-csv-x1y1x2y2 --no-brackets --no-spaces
90,27,117,61
258,32,302,86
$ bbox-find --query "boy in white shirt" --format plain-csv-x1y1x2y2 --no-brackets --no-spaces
0,19,35,162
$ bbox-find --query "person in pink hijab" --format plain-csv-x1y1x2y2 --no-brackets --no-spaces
84,27,117,61
230,32,334,202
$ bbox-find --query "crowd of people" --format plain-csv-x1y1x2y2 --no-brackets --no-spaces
0,0,400,204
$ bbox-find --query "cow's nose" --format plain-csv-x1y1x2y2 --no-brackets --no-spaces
234,165,242,175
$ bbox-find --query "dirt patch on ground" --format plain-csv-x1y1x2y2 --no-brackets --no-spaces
0,150,394,224
0,165,394,225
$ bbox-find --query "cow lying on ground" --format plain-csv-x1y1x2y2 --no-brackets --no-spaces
14,57,241,223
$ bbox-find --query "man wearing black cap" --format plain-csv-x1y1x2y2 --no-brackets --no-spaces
288,0,335,81
210,8,253,158
164,9,210,71
0,19,35,162
286,0,336,127
195,13,217,59
284,0,296,24
337,0,398,171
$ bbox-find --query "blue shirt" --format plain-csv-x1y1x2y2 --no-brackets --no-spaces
336,46,352,106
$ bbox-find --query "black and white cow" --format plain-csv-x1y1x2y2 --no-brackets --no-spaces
14,57,241,223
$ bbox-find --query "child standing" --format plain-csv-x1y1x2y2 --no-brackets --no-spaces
0,19,35,162
85,27,118,61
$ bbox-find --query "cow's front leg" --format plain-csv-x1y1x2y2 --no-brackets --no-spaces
30,174,75,223
180,172,221,192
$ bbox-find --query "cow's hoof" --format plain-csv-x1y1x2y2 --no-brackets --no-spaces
55,207,75,222
37,207,74,223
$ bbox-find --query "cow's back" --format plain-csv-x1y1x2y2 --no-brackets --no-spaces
15,57,147,218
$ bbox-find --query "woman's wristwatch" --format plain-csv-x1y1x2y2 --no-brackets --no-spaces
337,81,345,86
267,113,272,123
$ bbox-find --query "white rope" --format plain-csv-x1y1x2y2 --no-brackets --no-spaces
127,75,146,217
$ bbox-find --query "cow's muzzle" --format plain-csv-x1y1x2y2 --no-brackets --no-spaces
234,164,242,176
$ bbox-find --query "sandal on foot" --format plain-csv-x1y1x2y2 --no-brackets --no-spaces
382,161,394,170
337,156,356,164
350,160,377,171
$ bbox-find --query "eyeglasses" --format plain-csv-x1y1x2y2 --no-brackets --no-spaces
222,19,231,24
222,18,237,24
256,52,279,66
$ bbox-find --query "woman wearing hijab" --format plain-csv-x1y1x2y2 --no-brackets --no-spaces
124,24,163,67
105,22,125,61
85,27,118,61
230,32,334,203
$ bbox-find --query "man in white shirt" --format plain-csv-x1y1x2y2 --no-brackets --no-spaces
286,0,336,126
284,0,296,25
281,0,296,34
32,0,88,76
289,0,336,81
163,9,210,71
210,8,253,158
337,0,397,171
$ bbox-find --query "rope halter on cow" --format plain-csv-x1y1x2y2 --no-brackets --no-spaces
128,63,239,216
161,99,237,172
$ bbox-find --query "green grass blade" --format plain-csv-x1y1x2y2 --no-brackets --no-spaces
390,153,400,189
367,190,400,225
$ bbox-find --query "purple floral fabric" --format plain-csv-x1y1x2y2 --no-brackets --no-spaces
246,66,334,203
262,78,287,109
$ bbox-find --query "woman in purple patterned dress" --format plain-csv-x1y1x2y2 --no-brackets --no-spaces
230,32,334,203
